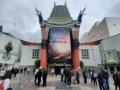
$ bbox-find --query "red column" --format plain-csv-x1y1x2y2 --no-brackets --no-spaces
73,47,80,69
40,47,47,68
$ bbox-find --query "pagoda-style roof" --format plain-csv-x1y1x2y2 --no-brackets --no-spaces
45,5,75,26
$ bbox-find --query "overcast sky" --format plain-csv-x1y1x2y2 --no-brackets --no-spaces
0,0,120,43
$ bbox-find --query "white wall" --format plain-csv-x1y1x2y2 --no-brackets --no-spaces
0,32,21,64
101,33,120,51
80,45,101,67
106,17,120,36
20,45,40,66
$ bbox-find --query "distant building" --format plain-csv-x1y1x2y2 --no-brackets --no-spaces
80,17,120,70
81,17,120,43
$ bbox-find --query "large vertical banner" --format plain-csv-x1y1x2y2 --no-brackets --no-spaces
48,27,71,61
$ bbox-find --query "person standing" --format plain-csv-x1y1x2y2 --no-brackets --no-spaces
37,67,42,86
76,69,80,84
93,72,98,85
83,70,87,84
103,69,109,90
34,68,38,85
60,68,64,82
113,72,120,90
66,68,72,88
42,68,48,87
98,71,104,90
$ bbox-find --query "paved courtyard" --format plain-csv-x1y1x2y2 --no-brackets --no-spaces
11,74,115,90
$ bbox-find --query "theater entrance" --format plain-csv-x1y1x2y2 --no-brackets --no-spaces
54,66,65,75
48,64,72,75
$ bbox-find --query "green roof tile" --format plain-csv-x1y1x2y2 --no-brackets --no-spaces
47,5,74,25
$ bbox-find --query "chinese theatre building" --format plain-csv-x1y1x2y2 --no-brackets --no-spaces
36,4,84,72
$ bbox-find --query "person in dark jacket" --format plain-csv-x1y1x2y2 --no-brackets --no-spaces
98,71,104,90
37,67,42,86
113,72,120,90
83,70,87,84
42,68,48,87
76,69,80,84
102,69,109,90
66,68,72,87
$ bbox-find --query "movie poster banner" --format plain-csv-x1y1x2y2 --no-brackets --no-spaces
48,27,71,60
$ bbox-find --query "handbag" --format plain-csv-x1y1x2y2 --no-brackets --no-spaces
0,81,4,90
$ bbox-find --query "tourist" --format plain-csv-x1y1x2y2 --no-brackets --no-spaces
66,68,72,88
34,68,39,85
71,68,75,84
90,70,94,83
98,71,104,90
37,67,42,86
60,68,64,82
0,71,12,90
76,69,80,84
24,67,27,73
93,71,98,85
113,72,120,90
20,68,23,74
103,69,109,90
27,68,30,75
83,70,87,84
64,68,67,83
42,68,48,87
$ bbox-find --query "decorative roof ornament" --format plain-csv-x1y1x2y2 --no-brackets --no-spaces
65,0,67,6
77,8,86,25
36,8,44,27
54,1,56,7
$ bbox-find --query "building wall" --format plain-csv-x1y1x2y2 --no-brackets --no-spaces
0,32,21,64
106,17,120,36
20,45,41,66
80,17,120,43
100,33,120,63
80,45,101,67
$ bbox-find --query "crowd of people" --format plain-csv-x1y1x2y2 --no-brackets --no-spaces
59,67,120,90
34,67,48,87
60,67,81,88
83,68,120,90
0,67,31,90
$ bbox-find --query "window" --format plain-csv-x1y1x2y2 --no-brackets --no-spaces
32,49,40,59
81,49,89,59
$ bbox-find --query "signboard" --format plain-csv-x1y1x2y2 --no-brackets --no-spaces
48,27,71,61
